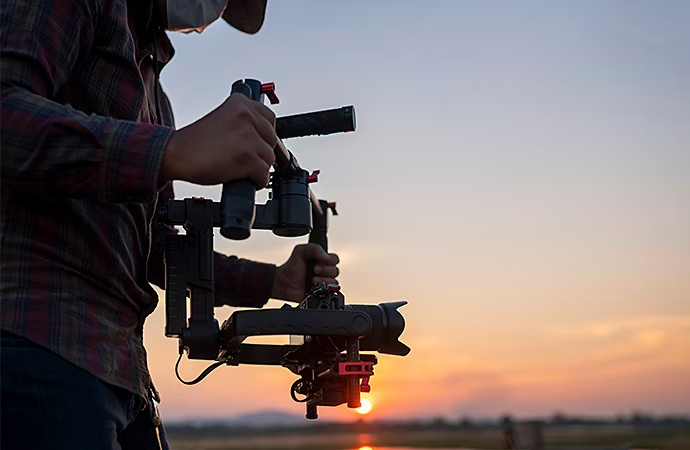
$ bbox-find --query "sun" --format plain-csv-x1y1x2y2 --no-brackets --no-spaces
355,398,372,415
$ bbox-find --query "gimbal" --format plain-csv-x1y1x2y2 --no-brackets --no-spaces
158,79,410,419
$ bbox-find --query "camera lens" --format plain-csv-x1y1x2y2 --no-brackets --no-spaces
346,302,410,356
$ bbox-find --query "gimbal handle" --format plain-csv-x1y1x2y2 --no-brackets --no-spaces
305,199,338,293
219,79,355,241
219,79,266,240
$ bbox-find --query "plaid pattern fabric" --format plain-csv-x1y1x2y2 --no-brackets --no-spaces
1,0,276,400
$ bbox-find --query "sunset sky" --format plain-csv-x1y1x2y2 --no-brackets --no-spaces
142,0,690,423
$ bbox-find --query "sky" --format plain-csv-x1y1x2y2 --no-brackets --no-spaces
142,0,690,423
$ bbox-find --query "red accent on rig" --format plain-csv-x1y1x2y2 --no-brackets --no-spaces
192,197,206,201
338,362,374,376
261,82,280,104
327,283,341,292
307,170,320,183
360,376,371,393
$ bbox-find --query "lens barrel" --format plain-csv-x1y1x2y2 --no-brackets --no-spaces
346,302,410,356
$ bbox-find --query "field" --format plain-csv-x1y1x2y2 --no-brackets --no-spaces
166,424,690,450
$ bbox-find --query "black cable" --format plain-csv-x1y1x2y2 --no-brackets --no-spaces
149,0,164,127
290,379,310,403
152,43,163,125
327,337,340,354
175,353,226,386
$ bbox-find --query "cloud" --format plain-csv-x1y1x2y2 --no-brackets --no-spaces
551,315,690,340
530,314,690,396
546,315,690,365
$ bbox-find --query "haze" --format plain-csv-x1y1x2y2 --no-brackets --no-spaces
142,0,690,422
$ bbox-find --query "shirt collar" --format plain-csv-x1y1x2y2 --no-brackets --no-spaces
128,0,176,69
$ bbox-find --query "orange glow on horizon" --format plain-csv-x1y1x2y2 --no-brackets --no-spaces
143,282,690,422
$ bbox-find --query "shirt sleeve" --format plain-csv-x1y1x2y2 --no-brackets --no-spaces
147,182,277,309
0,0,173,204
213,254,276,309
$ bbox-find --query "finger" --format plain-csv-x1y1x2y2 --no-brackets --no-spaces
253,138,276,168
327,253,339,265
315,253,339,266
253,102,277,129
314,265,339,279
230,94,277,151
302,243,330,261
253,105,278,148
247,155,272,188
313,276,338,286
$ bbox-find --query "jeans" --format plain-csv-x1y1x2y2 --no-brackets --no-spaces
0,330,170,450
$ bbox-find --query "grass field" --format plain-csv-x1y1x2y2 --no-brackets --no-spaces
166,424,690,450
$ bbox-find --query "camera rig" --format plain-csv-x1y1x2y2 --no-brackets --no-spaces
158,79,410,419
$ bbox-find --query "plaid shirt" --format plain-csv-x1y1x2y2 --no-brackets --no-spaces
1,0,276,401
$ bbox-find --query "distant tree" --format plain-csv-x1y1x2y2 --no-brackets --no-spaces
432,416,448,428
551,411,568,425
631,410,653,425
500,415,517,450
458,416,474,429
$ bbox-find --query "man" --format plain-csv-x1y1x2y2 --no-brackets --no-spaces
0,0,340,448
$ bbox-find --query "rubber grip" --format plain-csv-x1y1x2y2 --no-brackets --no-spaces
219,79,264,240
276,106,356,139
220,180,256,240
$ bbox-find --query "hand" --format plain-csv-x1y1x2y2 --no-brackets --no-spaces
271,243,340,302
159,92,278,187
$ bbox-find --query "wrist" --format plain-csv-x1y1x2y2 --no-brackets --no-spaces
271,265,300,303
270,265,286,300
159,130,184,185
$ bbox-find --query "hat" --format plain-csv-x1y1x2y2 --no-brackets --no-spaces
222,0,268,34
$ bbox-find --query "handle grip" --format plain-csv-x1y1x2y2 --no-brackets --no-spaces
276,106,356,139
219,79,265,240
